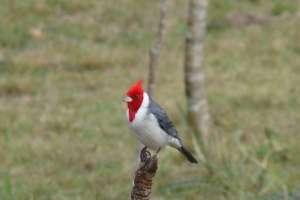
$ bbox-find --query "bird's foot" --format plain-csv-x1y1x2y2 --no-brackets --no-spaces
140,146,151,163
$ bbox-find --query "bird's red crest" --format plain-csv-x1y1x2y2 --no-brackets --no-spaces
126,80,144,122
127,80,143,97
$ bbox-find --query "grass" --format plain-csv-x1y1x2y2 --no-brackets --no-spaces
0,0,299,199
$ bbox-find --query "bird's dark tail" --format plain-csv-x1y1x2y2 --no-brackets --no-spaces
179,146,198,164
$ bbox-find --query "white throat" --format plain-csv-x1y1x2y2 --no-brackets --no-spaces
127,92,149,123
139,92,150,109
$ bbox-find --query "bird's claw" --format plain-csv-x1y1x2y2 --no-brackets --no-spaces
140,146,151,163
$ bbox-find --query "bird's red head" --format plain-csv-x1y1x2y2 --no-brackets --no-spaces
124,80,144,122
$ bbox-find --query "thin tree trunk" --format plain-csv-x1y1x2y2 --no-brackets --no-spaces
147,0,168,96
184,0,210,140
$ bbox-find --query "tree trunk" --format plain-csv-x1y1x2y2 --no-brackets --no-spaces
147,0,168,96
184,0,210,140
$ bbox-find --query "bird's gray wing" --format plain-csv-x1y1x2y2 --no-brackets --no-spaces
148,98,180,140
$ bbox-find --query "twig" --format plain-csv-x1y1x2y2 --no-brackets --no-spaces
147,0,168,96
131,148,158,200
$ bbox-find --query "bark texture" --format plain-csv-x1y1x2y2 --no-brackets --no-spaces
184,0,210,140
131,148,158,200
147,0,168,96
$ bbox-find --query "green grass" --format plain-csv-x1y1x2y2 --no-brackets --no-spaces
0,0,299,199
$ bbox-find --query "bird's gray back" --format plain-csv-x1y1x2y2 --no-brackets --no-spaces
148,97,180,140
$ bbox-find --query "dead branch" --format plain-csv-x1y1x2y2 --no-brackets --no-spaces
147,0,169,96
131,148,158,200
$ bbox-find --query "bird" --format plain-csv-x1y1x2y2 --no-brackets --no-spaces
123,80,198,163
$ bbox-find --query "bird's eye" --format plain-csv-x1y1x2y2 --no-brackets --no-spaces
133,94,138,99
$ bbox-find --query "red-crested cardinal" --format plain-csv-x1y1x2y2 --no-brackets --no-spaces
123,80,198,163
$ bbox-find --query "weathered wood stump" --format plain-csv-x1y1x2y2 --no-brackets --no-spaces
131,147,158,200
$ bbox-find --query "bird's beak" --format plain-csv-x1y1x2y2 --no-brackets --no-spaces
123,96,132,103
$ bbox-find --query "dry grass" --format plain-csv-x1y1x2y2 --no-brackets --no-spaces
0,0,299,199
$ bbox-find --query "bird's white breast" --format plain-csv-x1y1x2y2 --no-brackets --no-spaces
126,92,169,150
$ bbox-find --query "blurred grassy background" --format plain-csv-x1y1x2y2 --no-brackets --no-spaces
0,0,299,199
